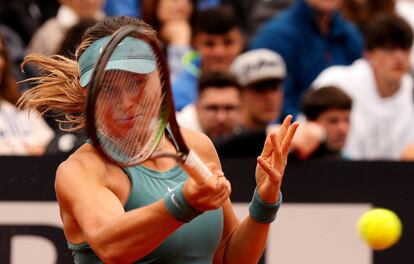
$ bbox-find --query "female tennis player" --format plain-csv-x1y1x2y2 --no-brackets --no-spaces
19,16,298,264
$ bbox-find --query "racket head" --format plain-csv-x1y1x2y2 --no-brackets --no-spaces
82,25,176,166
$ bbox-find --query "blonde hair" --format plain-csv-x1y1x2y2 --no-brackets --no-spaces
18,54,86,131
18,16,157,132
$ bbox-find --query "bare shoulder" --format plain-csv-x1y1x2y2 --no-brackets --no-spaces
180,128,220,164
181,127,216,153
180,128,214,149
55,144,109,192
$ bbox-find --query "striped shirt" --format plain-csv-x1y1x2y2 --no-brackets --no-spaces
0,100,54,155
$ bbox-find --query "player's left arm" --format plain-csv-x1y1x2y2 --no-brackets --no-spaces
213,116,299,264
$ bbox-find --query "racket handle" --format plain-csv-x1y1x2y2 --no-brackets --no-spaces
183,150,212,184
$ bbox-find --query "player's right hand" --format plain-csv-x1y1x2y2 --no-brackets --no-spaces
182,162,231,212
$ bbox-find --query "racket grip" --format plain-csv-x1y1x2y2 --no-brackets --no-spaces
183,150,212,184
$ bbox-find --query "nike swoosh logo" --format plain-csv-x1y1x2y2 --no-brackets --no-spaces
171,194,179,207
100,42,124,54
167,186,174,192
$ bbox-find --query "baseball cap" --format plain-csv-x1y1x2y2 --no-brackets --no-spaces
78,36,156,87
230,49,286,87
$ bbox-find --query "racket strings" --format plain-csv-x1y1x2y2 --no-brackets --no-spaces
91,34,170,165
95,61,165,162
130,73,162,156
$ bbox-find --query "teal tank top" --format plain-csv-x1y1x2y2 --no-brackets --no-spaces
68,165,224,264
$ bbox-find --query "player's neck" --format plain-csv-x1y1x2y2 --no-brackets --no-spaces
142,137,178,172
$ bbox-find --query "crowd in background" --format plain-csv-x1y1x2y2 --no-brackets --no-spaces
0,0,414,161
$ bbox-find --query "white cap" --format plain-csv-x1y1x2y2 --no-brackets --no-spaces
230,49,286,87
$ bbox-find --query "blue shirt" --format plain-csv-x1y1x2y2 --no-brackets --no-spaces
104,0,140,17
251,0,363,118
104,0,219,19
172,52,201,111
197,0,220,10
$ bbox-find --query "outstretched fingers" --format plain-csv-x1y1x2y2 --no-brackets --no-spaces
257,156,279,183
277,115,293,145
270,132,283,168
261,115,299,164
281,121,300,156
261,117,289,157
260,132,274,158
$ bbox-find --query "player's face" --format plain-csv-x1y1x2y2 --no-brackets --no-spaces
193,29,244,72
366,48,411,85
316,108,350,152
196,86,242,138
306,0,342,13
98,70,161,138
243,82,283,129
157,0,193,22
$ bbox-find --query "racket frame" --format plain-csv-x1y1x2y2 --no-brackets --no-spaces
86,25,189,165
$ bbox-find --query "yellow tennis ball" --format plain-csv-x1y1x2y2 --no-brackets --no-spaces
357,208,402,250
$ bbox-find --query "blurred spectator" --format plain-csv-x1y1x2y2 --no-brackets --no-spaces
340,0,414,32
141,0,195,81
57,18,98,59
104,0,141,17
294,86,352,160
396,0,414,70
313,14,414,160
177,71,242,140
397,0,414,32
172,5,244,111
0,0,59,44
197,0,220,10
341,0,414,70
251,0,363,118
400,142,414,161
223,0,293,42
26,0,104,56
103,0,218,18
340,0,396,36
0,34,54,155
0,25,27,87
216,49,286,157
230,49,285,130
0,36,21,110
44,129,87,154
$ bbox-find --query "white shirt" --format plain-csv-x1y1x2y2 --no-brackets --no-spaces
312,59,414,160
176,104,203,132
27,5,105,55
0,100,54,155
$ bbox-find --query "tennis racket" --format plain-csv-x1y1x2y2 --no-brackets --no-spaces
85,24,211,184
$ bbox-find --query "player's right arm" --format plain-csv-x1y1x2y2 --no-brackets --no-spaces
55,150,184,263
56,145,229,263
